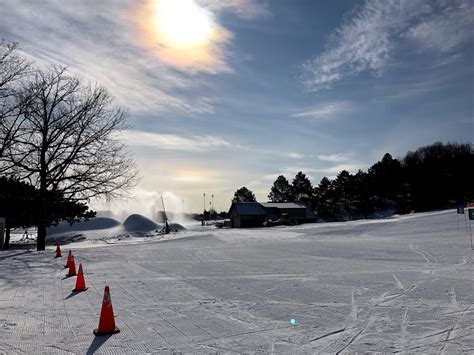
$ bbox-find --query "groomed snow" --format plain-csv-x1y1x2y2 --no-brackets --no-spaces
0,210,473,353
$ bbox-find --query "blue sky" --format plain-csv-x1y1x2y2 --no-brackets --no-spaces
0,0,472,214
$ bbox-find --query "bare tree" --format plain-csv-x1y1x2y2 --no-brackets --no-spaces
5,66,138,250
0,41,30,160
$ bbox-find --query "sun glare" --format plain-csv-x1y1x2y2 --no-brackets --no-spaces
154,0,212,47
131,0,231,72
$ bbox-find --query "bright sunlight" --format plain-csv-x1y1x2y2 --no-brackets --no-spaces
154,0,213,47
132,0,231,72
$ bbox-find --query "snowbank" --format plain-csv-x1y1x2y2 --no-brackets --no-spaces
122,214,159,232
47,217,121,235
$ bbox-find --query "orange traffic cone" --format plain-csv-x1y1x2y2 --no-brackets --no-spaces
55,244,62,258
94,286,120,336
66,255,76,277
73,263,88,292
65,250,73,268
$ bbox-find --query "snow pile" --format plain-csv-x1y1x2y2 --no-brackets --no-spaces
47,217,121,235
122,214,159,232
169,222,186,231
40,213,188,247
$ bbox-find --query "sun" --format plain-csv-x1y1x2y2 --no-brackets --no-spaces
153,0,213,48
131,0,231,72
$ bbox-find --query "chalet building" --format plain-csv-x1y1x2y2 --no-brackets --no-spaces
229,202,267,228
228,202,317,228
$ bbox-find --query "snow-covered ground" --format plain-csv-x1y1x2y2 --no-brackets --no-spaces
0,210,473,353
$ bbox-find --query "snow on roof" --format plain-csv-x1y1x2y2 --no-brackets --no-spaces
260,202,306,209
231,202,267,215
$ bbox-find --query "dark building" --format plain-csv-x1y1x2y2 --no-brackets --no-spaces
229,202,267,228
229,202,317,228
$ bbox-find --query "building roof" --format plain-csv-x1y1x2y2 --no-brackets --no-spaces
230,202,267,215
304,208,317,219
260,202,306,209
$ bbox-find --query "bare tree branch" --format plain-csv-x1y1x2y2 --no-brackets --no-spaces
3,66,139,249
0,41,31,162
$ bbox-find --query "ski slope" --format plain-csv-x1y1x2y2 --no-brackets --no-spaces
0,210,473,353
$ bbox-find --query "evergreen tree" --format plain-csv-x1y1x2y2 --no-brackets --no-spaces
402,142,473,211
262,142,472,222
351,170,372,219
232,186,257,203
291,171,313,205
313,177,332,220
368,153,403,206
0,176,95,249
334,170,351,209
268,175,292,202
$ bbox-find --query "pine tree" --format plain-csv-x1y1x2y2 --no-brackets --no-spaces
351,170,372,219
268,175,292,202
0,177,95,249
333,170,353,219
232,187,257,203
291,171,313,205
313,177,331,219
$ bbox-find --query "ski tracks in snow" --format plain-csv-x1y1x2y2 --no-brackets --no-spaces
308,288,374,353
410,243,438,274
371,273,416,307
392,274,405,290
439,304,473,353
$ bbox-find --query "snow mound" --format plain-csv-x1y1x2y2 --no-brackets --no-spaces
123,214,159,232
169,223,186,231
47,217,120,235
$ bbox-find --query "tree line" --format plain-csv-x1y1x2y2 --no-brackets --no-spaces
233,142,473,221
0,41,137,250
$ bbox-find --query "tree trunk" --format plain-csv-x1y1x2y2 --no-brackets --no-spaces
37,222,46,251
37,119,48,252
37,178,47,251
3,223,10,250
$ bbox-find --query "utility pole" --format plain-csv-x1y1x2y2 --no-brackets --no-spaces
211,194,214,219
203,193,206,226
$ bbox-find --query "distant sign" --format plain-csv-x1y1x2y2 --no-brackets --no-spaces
457,207,465,214
469,208,474,221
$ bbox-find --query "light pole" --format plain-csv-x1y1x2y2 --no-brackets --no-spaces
211,194,214,219
202,193,206,226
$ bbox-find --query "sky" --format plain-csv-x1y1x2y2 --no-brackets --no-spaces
0,0,472,215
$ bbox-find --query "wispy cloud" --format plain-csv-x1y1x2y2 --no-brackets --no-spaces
313,164,363,175
121,130,233,152
262,174,280,181
317,153,350,163
303,0,473,91
198,0,270,20
407,1,474,53
0,0,267,114
271,159,366,182
291,101,352,119
284,152,304,159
